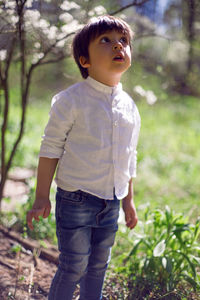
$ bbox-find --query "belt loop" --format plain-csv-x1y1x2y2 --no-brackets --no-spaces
113,187,115,199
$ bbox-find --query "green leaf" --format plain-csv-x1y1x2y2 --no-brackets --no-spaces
181,274,197,290
194,219,200,240
191,255,200,265
153,240,166,257
124,239,143,263
175,251,196,279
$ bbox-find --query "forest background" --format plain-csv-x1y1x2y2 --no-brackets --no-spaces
0,0,200,299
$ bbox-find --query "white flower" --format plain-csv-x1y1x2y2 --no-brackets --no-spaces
94,5,107,15
153,240,166,257
10,15,19,25
48,25,58,40
5,0,15,10
26,0,33,8
88,5,107,17
59,12,73,23
34,42,41,49
32,52,44,64
61,20,81,34
56,40,66,48
60,1,80,11
38,19,49,30
25,10,41,24
133,85,146,97
0,50,7,61
146,90,157,105
133,85,157,105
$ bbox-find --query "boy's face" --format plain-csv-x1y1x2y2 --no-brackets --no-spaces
79,30,131,86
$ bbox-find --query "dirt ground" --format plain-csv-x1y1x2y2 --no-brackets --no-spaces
0,229,60,300
0,169,127,300
0,228,126,300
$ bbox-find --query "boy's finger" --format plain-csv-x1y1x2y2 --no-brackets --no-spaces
26,211,34,230
43,206,51,218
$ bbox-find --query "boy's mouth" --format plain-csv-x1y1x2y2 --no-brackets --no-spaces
113,53,124,61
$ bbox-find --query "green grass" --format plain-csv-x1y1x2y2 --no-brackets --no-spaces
135,95,200,220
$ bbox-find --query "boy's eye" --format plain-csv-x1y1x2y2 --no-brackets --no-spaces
120,36,128,45
100,37,110,43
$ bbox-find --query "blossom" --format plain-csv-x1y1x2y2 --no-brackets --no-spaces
60,1,80,11
61,20,82,34
5,0,15,10
26,0,34,8
0,50,7,61
88,5,107,17
146,90,157,105
47,25,58,40
34,42,41,49
32,52,44,64
134,85,146,97
133,85,157,105
24,10,41,24
59,12,73,24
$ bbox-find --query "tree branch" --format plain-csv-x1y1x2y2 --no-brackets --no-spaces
134,32,173,41
30,31,75,70
110,0,152,15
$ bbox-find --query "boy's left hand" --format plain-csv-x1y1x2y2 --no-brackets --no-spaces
122,198,138,229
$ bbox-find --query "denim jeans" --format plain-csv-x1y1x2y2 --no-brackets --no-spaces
48,188,120,300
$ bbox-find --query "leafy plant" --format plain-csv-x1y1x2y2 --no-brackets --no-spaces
117,206,200,299
20,178,57,243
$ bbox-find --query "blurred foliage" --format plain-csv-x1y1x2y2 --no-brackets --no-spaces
114,207,200,296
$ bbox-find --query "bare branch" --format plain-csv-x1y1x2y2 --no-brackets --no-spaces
110,0,152,15
134,33,174,41
29,31,75,70
37,54,70,66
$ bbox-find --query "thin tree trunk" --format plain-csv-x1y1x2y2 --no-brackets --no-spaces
186,0,195,73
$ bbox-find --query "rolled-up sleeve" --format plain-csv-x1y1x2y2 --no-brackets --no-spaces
129,106,141,178
39,91,76,159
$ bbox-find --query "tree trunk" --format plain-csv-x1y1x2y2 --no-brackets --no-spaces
185,0,196,73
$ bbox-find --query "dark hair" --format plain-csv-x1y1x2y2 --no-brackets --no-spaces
72,15,133,79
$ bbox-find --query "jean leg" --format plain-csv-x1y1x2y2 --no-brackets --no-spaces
80,221,118,300
79,197,119,300
48,189,92,300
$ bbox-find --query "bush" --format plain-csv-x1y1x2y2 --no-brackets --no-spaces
115,206,200,299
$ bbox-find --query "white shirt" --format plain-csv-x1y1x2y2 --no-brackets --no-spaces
39,76,141,200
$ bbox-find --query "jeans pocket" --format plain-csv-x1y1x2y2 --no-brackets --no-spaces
57,188,83,205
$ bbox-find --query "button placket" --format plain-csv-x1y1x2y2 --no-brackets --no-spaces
111,95,119,190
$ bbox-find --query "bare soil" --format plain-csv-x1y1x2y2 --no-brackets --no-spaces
0,227,127,300
0,169,126,299
0,229,57,300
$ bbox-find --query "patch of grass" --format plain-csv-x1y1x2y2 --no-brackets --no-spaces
135,95,200,219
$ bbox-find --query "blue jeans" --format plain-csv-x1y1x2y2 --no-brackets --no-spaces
48,188,120,300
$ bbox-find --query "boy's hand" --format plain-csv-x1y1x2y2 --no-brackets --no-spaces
122,197,138,229
26,199,51,230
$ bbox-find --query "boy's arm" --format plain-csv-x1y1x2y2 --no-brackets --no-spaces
122,178,138,229
27,157,58,230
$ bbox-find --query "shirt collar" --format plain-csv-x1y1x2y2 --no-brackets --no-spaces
85,76,122,95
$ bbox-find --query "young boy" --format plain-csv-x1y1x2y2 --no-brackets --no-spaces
27,15,141,300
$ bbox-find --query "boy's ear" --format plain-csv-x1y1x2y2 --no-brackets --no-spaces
79,56,90,68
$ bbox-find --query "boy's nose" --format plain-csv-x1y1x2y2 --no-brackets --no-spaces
112,42,123,51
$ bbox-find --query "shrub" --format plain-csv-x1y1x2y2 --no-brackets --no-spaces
116,206,200,299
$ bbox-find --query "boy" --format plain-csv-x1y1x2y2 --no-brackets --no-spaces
27,15,141,300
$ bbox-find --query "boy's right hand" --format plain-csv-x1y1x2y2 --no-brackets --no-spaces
26,199,51,230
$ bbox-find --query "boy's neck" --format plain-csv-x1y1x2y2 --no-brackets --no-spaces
88,73,121,87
